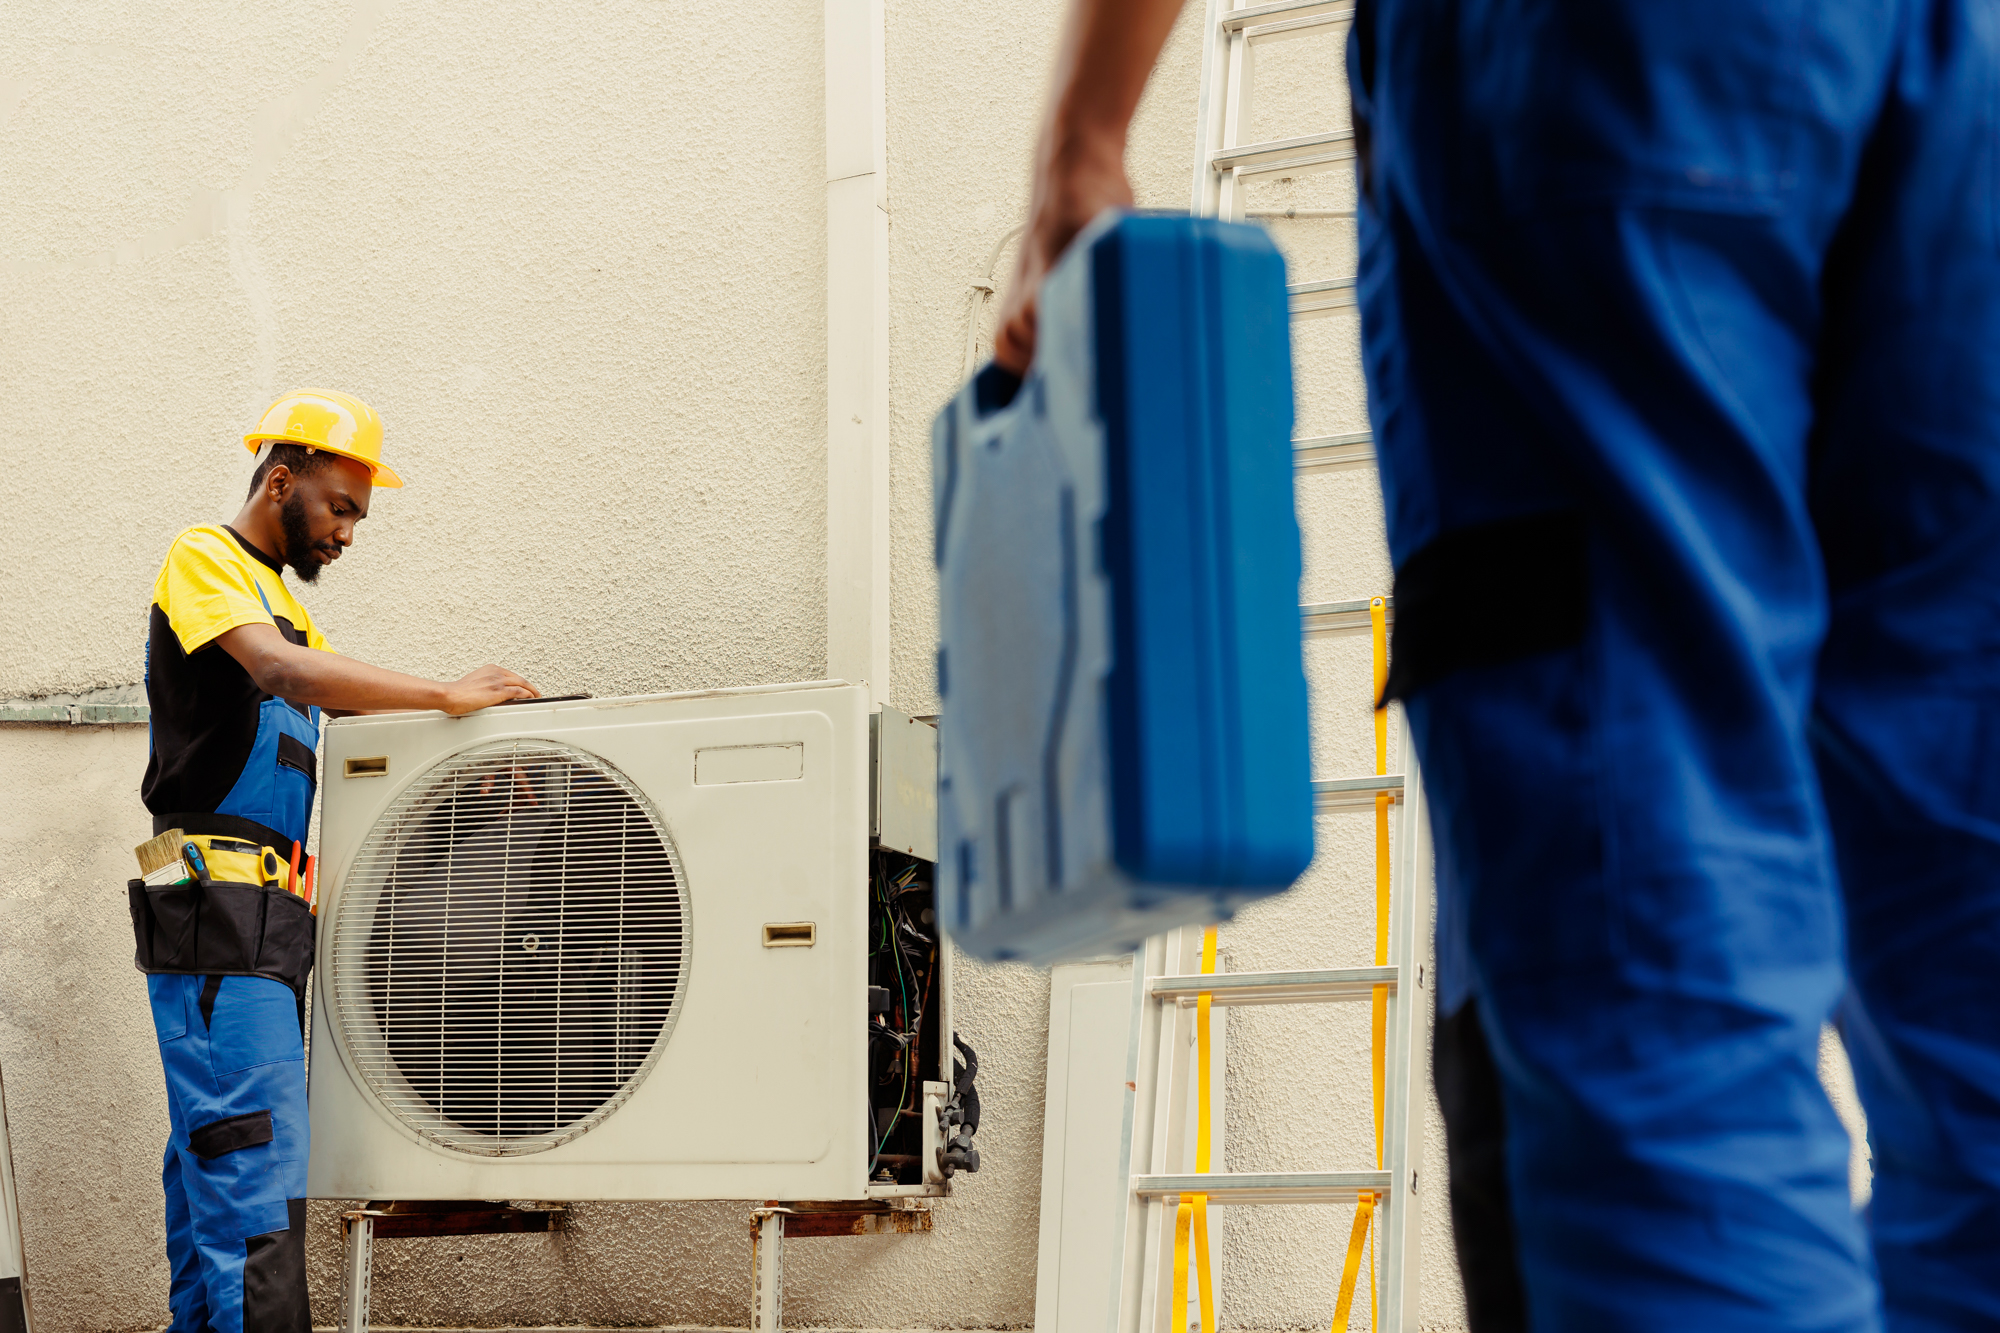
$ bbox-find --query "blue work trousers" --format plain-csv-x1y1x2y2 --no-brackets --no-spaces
150,974,309,1333
1352,0,2000,1328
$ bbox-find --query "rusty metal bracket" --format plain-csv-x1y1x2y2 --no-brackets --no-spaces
359,1199,568,1238
776,1199,935,1238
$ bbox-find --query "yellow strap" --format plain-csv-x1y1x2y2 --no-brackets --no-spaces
1371,597,1388,771
1359,597,1394,1332
1173,1198,1194,1333
1193,1194,1214,1333
1368,1204,1378,1333
1192,926,1217,1333
1330,1192,1376,1333
1173,927,1221,1333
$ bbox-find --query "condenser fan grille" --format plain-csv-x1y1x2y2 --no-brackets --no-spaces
329,738,688,1156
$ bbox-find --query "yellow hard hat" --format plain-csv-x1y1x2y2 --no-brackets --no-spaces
242,388,403,488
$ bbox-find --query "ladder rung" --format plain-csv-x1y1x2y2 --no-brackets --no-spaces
1151,965,1397,1006
1133,1170,1393,1205
1301,597,1392,636
1313,774,1403,811
1220,0,1354,33
1290,276,1357,318
1295,431,1374,471
1240,148,1357,185
1212,130,1355,177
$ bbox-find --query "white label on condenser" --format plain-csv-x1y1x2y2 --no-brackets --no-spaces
694,742,804,785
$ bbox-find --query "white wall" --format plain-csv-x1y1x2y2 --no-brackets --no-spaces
32,1,1926,1331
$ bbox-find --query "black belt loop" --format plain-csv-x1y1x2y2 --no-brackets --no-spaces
154,811,294,852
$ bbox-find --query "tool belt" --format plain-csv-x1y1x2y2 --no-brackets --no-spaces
129,815,316,995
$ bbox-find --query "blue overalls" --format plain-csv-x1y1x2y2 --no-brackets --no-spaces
1351,0,2000,1328
136,583,319,1333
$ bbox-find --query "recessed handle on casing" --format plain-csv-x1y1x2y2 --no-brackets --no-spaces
345,756,389,778
762,922,817,948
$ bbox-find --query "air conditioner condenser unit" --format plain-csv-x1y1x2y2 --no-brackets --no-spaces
306,680,914,1203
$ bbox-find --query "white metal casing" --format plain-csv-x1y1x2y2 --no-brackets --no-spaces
306,681,871,1201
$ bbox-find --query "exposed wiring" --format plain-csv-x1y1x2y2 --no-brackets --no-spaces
873,861,911,1160
871,859,927,1164
869,858,937,1177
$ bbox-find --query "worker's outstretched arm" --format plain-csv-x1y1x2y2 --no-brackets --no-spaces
216,622,538,717
993,0,1189,374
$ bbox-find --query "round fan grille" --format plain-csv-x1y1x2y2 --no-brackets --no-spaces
329,738,688,1156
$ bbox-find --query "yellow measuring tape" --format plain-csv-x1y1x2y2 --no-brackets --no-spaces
1171,926,1220,1333
1333,596,1392,1333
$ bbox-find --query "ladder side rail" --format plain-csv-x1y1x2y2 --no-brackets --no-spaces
1140,928,1203,1333
1114,931,1175,1333
1215,2,1257,222
1378,750,1431,1331
1189,0,1229,217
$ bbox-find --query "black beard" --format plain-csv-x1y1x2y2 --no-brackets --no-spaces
280,493,327,584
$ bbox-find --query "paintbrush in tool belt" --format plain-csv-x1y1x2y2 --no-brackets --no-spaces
133,829,191,887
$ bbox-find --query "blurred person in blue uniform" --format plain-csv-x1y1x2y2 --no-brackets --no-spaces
993,2,2000,1328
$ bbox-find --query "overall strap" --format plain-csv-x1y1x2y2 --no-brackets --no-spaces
246,569,319,726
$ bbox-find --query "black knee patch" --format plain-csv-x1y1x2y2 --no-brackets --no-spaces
187,1109,273,1160
1385,510,1588,701
243,1197,309,1333
1435,1002,1528,1333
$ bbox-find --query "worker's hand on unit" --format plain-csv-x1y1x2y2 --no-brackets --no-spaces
992,0,1188,375
442,664,540,716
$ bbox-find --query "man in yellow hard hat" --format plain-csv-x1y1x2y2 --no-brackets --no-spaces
130,389,537,1333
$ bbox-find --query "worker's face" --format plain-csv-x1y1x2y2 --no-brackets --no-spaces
276,456,373,584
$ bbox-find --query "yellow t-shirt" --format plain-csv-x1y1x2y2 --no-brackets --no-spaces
151,525,332,657
142,525,335,824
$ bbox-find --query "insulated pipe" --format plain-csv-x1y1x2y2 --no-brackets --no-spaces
961,224,1027,383
826,0,890,704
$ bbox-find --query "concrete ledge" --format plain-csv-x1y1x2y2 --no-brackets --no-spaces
0,685,147,725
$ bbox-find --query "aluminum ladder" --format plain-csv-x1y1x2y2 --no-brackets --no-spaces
1109,3,1431,1329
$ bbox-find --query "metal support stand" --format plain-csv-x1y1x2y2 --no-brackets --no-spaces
747,1199,931,1330
337,1201,565,1332
338,1209,385,1333
750,1207,788,1333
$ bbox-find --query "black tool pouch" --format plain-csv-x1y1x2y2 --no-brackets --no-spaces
128,878,316,996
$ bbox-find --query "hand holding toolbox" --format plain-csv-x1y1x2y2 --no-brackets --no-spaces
933,211,1314,964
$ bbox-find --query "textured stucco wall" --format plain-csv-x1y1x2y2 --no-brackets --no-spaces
0,5,1472,1329
0,0,830,704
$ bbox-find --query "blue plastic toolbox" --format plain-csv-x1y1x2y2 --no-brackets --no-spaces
933,212,1314,964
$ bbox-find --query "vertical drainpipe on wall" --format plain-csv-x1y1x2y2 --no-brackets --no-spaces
825,0,891,707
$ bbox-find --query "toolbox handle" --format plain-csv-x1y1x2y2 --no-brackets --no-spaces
972,362,1023,417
